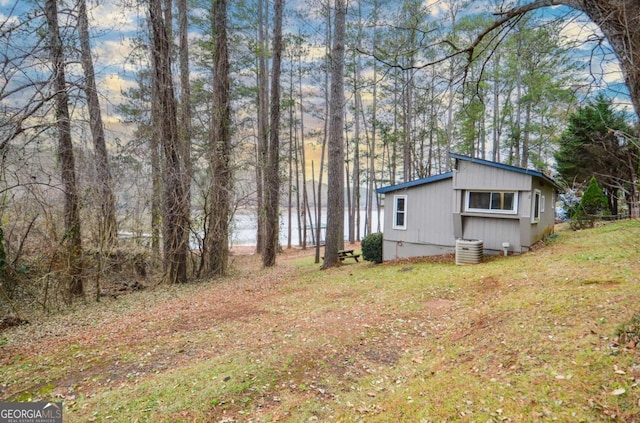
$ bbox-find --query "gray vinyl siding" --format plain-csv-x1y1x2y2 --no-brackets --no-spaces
382,240,452,260
462,217,520,252
525,181,556,246
454,160,531,191
382,178,455,261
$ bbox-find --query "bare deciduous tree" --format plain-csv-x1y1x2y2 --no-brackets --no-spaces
178,0,192,245
148,0,189,284
77,0,118,247
45,0,84,296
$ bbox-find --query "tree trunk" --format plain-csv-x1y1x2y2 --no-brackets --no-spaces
351,2,364,243
178,0,192,262
522,101,531,168
365,60,377,237
443,4,461,171
262,0,284,267
205,0,231,277
364,1,380,237
287,78,294,249
255,0,269,255
314,6,332,264
287,71,302,249
350,90,360,244
150,113,162,255
322,0,346,269
148,0,188,284
390,86,398,183
513,33,523,166
346,160,353,244
353,89,362,242
403,69,413,182
298,50,310,248
294,114,303,248
311,161,318,247
77,0,117,247
492,53,501,162
45,0,84,297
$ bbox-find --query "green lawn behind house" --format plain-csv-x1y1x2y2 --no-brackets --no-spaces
1,220,639,421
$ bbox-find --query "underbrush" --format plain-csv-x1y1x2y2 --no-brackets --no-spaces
0,246,162,321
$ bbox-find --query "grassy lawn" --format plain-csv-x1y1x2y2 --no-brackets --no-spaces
1,220,639,421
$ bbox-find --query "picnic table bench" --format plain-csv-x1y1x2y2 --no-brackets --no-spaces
322,249,361,262
338,249,360,262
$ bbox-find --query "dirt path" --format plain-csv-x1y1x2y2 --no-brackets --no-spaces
1,245,383,404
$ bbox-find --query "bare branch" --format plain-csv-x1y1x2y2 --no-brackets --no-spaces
361,0,575,73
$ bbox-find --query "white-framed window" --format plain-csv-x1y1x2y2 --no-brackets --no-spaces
466,191,518,214
532,189,542,223
393,195,407,230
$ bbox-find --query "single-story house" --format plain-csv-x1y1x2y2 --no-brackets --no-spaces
376,153,560,261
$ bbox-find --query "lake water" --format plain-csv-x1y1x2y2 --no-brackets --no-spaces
229,208,384,247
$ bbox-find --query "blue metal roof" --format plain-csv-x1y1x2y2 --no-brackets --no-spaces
376,171,454,194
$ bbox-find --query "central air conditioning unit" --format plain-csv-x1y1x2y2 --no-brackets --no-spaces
455,239,483,265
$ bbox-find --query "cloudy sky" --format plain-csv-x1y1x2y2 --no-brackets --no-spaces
78,1,627,96
0,0,631,145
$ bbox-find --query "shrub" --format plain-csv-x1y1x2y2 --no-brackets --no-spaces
578,176,610,216
361,232,383,264
570,176,610,229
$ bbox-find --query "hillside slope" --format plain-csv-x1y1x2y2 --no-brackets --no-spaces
1,221,639,421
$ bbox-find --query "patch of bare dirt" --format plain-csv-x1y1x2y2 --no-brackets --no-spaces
471,275,502,294
382,253,456,266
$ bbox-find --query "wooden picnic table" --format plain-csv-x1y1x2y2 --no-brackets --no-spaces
338,249,360,262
